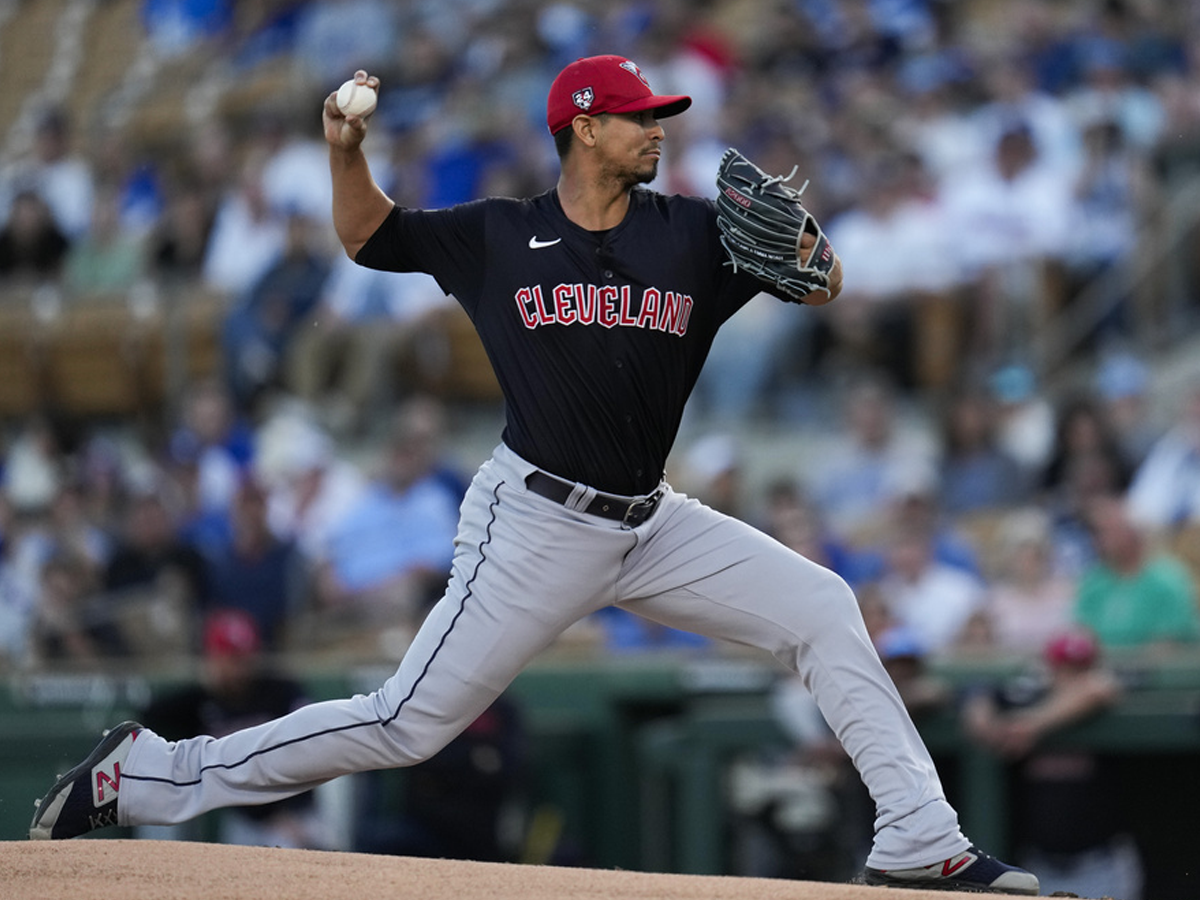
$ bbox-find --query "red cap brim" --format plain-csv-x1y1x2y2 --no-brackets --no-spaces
604,94,692,120
549,94,692,134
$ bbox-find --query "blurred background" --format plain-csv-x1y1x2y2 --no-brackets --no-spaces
1,1,1200,897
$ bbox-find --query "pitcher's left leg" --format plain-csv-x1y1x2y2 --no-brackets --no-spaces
619,492,966,869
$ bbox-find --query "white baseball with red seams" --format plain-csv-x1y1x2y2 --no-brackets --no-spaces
336,78,376,117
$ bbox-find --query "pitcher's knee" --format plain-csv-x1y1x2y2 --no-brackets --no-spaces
811,565,860,612
790,565,869,647
366,695,453,766
371,717,448,766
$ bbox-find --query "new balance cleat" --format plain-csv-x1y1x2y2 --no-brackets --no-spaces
854,845,1039,894
29,721,142,840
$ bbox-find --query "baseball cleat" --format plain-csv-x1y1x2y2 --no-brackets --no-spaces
29,721,142,840
853,845,1039,894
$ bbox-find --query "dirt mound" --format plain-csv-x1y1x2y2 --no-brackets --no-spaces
2,839,963,900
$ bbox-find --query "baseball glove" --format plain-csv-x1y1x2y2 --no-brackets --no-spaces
715,147,836,302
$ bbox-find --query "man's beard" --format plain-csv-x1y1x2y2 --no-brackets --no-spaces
628,157,659,187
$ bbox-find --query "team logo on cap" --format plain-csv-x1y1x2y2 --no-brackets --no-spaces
619,59,650,87
572,87,594,111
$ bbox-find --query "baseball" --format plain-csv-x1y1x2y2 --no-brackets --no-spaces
336,79,377,117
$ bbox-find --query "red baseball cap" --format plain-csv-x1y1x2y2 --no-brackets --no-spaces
203,609,262,658
547,55,692,135
1044,630,1099,668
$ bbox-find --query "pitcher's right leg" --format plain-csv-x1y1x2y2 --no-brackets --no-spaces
39,446,638,834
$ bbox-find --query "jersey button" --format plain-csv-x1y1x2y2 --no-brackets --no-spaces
603,269,613,278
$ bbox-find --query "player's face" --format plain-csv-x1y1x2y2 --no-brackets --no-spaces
595,110,665,186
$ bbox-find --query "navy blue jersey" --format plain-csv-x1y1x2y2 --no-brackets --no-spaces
356,187,768,494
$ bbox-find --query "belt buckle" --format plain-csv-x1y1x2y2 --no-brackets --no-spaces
622,489,662,527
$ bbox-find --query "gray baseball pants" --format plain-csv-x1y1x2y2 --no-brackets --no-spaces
119,442,968,868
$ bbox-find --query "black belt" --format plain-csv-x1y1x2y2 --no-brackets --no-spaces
525,471,663,526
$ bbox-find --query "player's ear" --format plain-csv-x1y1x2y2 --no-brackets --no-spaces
573,115,599,148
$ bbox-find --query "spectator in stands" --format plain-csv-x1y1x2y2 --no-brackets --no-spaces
260,119,340,225
3,414,66,515
32,548,129,662
0,108,94,240
982,507,1076,656
1059,116,1152,344
138,609,329,849
312,396,463,630
203,478,305,651
285,246,451,436
165,436,233,562
0,466,113,647
0,496,38,667
62,185,147,295
962,630,1143,899
873,510,988,655
1066,38,1166,154
1075,494,1200,652
42,479,112,578
807,373,938,540
1038,392,1133,508
940,120,1072,362
969,56,1080,181
675,432,743,519
883,462,984,580
201,150,288,297
0,425,67,665
102,490,210,652
148,178,217,285
90,128,163,239
0,190,70,284
74,432,137,540
221,212,330,415
254,407,367,565
817,153,960,391
1043,441,1131,583
169,378,256,524
1094,350,1159,469
988,363,1056,481
1125,378,1200,531
936,385,1030,516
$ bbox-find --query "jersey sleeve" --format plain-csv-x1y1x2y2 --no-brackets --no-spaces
354,201,489,302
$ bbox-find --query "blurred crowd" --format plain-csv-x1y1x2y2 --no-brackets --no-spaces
1,0,1200,675
680,363,1200,664
0,383,470,668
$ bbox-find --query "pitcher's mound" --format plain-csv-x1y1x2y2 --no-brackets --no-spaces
3,839,987,900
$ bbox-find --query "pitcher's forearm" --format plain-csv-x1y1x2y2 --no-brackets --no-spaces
330,145,394,260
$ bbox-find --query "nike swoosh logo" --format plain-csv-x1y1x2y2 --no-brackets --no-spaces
528,236,561,249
